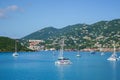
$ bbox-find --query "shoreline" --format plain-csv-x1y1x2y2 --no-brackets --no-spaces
0,48,120,53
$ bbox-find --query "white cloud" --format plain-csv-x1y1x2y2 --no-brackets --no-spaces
0,12,6,18
0,9,6,18
6,5,19,11
0,5,23,19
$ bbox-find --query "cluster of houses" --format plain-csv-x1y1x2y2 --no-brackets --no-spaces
28,40,44,51
27,39,120,51
28,40,56,51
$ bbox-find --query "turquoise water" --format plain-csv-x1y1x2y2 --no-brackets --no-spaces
0,51,120,80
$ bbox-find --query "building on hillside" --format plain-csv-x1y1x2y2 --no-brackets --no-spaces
28,40,44,51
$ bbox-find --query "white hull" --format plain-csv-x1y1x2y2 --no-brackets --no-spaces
55,60,72,65
107,53,118,61
101,52,104,56
12,52,19,57
76,54,80,57
107,57,118,61
107,44,119,61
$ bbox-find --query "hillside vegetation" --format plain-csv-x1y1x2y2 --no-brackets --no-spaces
22,19,120,50
0,36,31,52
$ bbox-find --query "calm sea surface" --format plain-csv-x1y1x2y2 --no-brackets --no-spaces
0,51,120,80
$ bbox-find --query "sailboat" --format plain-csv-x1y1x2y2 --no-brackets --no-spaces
12,40,19,57
55,39,72,65
89,48,95,54
76,50,80,57
101,52,104,56
100,47,104,56
76,45,80,57
107,44,119,61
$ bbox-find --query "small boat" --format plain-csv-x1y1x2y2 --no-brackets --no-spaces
107,44,119,61
89,48,95,54
76,50,80,57
99,46,105,56
107,52,119,61
55,38,72,65
76,54,80,57
13,52,19,57
90,51,96,54
12,40,19,57
101,52,104,56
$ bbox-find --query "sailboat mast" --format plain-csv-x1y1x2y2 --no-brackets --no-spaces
59,38,64,59
113,44,116,55
15,40,17,52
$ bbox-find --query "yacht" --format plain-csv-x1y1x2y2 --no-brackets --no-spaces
55,39,72,65
12,40,19,57
107,44,119,61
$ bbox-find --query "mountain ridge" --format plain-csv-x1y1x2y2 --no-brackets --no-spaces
22,18,120,49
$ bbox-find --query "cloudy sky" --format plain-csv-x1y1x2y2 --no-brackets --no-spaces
0,0,120,38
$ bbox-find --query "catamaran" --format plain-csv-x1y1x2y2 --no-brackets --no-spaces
12,40,19,57
55,39,72,65
107,44,119,61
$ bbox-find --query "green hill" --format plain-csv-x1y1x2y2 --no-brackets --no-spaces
0,36,31,52
22,19,120,50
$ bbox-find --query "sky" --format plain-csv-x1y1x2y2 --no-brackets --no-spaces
0,0,120,39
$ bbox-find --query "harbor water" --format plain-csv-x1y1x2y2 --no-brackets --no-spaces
0,51,120,80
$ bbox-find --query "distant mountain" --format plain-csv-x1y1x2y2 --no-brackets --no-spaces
0,36,31,52
22,27,59,40
22,19,120,49
22,24,89,40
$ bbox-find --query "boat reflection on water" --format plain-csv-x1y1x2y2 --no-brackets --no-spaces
56,65,64,80
109,61,117,80
55,64,71,80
